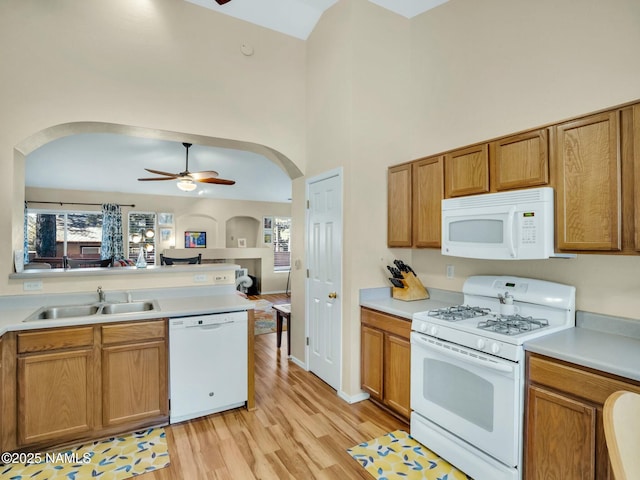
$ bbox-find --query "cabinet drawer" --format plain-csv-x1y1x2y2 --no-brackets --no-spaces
360,308,411,339
102,320,166,345
528,354,640,404
17,327,94,354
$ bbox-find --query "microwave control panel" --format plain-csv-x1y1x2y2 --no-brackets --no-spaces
519,211,538,244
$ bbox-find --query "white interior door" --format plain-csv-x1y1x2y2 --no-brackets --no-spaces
306,171,342,391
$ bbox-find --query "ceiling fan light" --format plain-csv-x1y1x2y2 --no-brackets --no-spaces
177,178,197,192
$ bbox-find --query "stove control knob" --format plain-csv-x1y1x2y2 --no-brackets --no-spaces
476,338,486,350
491,343,501,354
429,325,439,336
419,323,427,332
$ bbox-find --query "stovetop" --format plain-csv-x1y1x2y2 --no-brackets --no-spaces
427,305,551,336
411,275,576,362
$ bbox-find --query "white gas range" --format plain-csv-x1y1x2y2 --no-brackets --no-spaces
410,275,575,480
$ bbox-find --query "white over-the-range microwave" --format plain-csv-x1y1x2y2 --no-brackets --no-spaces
441,187,572,260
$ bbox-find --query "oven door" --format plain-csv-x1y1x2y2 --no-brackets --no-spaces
410,332,521,467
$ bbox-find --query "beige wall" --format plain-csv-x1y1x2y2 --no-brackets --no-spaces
1,0,306,293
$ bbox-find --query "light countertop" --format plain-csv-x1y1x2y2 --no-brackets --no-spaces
359,286,463,320
0,285,254,336
524,311,640,382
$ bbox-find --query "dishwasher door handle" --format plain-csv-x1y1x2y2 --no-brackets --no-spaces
188,320,236,330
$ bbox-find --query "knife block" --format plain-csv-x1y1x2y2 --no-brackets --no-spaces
392,272,429,301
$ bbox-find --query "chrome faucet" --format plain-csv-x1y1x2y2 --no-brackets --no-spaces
97,286,106,303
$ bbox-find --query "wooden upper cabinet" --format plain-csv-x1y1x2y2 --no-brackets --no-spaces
634,104,640,251
444,144,489,198
490,129,549,191
412,156,443,248
387,164,412,247
554,111,621,251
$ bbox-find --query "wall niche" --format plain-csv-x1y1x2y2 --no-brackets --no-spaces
226,216,259,248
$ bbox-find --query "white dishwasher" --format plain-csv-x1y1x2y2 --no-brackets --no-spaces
169,311,248,424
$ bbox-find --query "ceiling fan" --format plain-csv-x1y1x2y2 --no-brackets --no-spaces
215,0,232,4
138,142,236,192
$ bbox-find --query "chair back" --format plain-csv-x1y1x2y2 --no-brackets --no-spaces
64,256,113,268
604,390,640,480
160,253,202,265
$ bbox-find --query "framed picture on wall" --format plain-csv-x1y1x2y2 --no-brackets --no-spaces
158,213,174,225
264,232,272,244
263,216,273,230
185,231,206,248
160,228,172,242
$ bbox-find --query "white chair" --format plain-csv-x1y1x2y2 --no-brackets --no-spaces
603,390,640,480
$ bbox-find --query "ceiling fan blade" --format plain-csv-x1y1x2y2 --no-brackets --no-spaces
190,170,219,180
144,168,179,177
138,176,179,181
197,177,236,185
215,0,232,4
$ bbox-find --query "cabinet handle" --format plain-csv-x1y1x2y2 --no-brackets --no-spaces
328,292,337,299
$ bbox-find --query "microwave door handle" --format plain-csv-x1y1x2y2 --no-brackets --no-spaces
506,206,516,258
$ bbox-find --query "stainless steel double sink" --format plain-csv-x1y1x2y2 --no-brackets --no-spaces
24,300,159,322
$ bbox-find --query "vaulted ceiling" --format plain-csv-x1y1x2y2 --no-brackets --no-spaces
25,0,449,203
185,0,449,39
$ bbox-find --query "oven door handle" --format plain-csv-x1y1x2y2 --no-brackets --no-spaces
413,334,515,374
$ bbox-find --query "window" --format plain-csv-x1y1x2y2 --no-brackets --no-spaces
273,217,291,271
128,212,156,264
26,209,103,268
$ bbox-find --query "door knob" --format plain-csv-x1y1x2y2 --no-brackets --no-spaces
328,292,337,299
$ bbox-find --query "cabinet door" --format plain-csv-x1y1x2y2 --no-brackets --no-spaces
360,325,383,400
388,164,412,247
102,340,167,427
554,111,621,251
526,384,596,480
412,156,444,248
444,144,489,198
634,104,640,251
383,334,411,419
18,349,95,446
491,129,549,191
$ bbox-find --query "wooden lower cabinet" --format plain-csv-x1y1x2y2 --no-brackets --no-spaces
101,320,167,427
525,352,640,480
361,325,384,399
102,340,167,427
18,349,95,445
360,307,411,421
4,319,168,451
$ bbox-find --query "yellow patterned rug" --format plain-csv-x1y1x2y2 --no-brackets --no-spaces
0,428,170,479
348,430,472,480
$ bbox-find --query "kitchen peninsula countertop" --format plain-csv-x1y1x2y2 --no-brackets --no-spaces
0,285,253,336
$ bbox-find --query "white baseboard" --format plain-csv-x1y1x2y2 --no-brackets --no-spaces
289,355,307,370
338,390,370,404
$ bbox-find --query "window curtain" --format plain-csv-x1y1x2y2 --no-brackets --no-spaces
23,202,29,264
101,203,124,260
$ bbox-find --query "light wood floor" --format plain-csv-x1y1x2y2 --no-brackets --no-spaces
248,292,291,305
141,332,406,479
